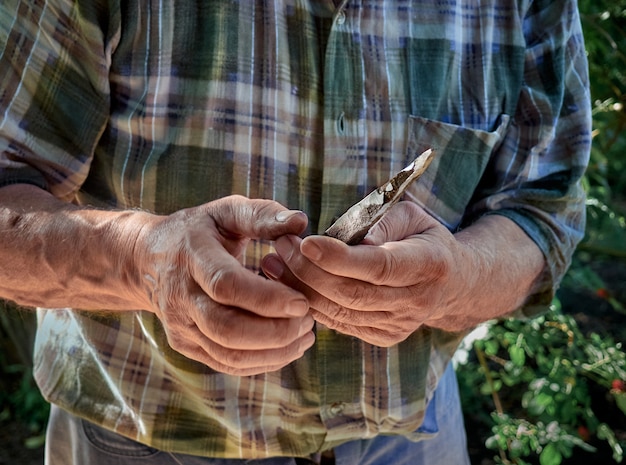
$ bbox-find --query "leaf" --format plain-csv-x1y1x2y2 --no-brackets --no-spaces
480,379,502,395
484,339,500,356
612,391,626,416
485,436,499,450
597,423,624,462
540,443,563,465
509,345,526,367
24,433,46,449
528,392,554,415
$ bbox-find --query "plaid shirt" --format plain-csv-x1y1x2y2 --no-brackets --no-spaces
1,0,590,458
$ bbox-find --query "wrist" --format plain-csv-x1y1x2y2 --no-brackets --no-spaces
427,215,544,331
104,209,159,312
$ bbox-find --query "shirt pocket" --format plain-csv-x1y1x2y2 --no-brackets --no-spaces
403,115,510,230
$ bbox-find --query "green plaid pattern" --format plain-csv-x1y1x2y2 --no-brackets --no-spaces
1,0,590,458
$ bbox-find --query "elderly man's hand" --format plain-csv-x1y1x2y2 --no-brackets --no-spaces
134,195,315,375
0,185,316,375
261,201,543,346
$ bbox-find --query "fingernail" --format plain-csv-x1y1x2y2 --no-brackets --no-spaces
276,210,302,222
262,255,284,280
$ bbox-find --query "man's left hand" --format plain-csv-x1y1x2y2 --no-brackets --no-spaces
261,201,544,346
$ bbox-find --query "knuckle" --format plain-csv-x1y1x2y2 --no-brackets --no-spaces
161,299,194,331
324,301,353,323
429,250,452,281
220,348,249,368
251,198,274,218
338,281,373,309
209,309,248,348
371,328,407,347
207,268,238,303
375,338,396,348
165,327,196,355
368,253,398,285
198,352,248,376
203,338,244,369
271,318,306,348
371,217,395,244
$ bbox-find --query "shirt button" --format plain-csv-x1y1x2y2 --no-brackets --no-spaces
329,402,345,416
336,10,346,25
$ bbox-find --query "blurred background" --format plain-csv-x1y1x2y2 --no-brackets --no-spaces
1,1,625,464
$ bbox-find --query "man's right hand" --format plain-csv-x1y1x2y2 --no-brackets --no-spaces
133,195,315,375
0,185,315,376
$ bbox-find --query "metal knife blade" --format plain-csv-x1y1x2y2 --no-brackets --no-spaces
324,148,435,245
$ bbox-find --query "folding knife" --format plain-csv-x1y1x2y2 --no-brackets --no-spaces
324,148,435,245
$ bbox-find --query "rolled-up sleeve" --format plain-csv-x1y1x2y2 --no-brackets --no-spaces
465,0,592,315
0,0,114,201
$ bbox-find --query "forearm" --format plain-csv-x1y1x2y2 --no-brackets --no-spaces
0,183,149,311
427,214,546,331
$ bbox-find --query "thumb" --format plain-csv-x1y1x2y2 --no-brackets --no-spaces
207,195,308,240
362,201,436,245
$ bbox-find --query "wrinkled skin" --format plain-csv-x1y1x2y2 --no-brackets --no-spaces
1,185,542,373
261,201,543,346
133,195,317,375
0,186,316,376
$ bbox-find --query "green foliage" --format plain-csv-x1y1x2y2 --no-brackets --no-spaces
579,0,626,205
458,304,626,464
0,356,49,448
0,302,49,449
578,0,626,261
486,415,596,465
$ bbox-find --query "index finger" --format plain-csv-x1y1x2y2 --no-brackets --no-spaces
192,242,310,318
298,234,445,288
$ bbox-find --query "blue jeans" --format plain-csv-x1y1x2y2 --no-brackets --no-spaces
45,364,470,465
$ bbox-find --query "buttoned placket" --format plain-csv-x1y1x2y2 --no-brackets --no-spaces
315,0,375,446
